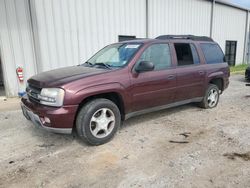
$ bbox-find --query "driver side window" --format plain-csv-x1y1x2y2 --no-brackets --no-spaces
138,44,172,71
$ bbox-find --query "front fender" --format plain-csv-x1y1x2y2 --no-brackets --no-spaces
64,82,130,110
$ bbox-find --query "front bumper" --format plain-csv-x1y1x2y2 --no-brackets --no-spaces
21,95,78,134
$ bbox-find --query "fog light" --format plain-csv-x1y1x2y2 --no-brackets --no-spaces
40,116,51,125
44,117,51,124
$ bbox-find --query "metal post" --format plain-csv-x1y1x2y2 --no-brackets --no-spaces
145,0,149,38
243,11,249,64
27,0,39,74
210,0,215,38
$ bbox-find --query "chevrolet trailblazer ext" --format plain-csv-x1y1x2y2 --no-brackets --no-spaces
21,35,229,145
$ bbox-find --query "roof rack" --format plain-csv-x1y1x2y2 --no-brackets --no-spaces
155,35,213,42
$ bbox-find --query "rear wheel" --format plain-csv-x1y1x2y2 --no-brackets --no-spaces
199,84,220,109
76,98,121,145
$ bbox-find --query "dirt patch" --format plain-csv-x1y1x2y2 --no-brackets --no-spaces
86,151,119,175
0,75,250,187
223,152,250,161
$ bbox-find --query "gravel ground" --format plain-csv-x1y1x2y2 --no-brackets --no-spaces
0,75,250,188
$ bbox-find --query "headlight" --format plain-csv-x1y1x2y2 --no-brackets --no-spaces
38,88,65,107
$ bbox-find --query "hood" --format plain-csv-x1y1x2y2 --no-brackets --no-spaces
28,66,108,88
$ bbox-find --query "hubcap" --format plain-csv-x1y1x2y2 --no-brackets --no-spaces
207,88,218,108
89,108,115,138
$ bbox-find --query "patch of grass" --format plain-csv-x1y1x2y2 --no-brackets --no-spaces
230,64,248,73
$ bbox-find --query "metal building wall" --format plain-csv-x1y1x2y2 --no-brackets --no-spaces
29,0,147,72
0,0,37,96
247,11,250,63
0,0,249,97
213,3,246,65
148,0,212,38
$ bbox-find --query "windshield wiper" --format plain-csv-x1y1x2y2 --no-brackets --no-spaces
84,61,93,66
94,63,112,69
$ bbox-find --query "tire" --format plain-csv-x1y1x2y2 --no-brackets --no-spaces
76,98,121,145
199,84,220,109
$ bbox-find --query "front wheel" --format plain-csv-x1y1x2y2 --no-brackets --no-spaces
76,98,121,145
199,84,220,109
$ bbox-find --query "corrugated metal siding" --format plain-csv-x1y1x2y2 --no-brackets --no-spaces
213,3,246,65
148,0,212,38
0,0,37,96
0,0,249,97
247,12,250,63
30,0,146,72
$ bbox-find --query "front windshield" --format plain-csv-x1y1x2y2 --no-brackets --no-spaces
87,43,142,68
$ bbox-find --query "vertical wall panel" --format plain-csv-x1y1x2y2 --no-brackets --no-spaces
247,12,250,64
213,3,246,65
0,0,37,96
0,0,249,96
148,0,212,38
30,0,146,72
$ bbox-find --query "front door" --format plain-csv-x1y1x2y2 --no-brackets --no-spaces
129,43,177,112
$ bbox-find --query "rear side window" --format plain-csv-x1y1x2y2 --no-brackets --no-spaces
174,43,200,66
201,43,225,64
138,44,172,70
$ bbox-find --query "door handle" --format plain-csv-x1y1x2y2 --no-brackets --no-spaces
167,75,175,80
198,71,205,75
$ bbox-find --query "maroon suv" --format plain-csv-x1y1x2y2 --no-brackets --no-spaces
21,35,229,145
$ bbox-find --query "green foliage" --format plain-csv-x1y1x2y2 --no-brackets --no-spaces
230,64,248,73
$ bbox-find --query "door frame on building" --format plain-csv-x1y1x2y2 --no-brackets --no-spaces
247,33,250,64
0,55,6,96
225,40,237,66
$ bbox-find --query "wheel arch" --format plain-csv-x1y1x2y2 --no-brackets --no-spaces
73,90,126,131
208,77,224,92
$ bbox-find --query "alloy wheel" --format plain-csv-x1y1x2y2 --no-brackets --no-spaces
89,108,115,138
207,88,219,108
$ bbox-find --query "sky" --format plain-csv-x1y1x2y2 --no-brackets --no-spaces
222,0,250,9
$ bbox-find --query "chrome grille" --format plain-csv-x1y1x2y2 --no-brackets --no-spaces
26,84,41,103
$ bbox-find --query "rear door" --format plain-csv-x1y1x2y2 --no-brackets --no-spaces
129,43,177,112
174,42,206,101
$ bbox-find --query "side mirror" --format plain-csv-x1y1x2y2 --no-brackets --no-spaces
135,61,154,73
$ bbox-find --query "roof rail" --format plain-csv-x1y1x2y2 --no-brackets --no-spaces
155,35,213,42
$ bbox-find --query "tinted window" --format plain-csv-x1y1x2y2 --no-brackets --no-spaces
190,44,200,64
138,44,172,70
201,43,225,64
